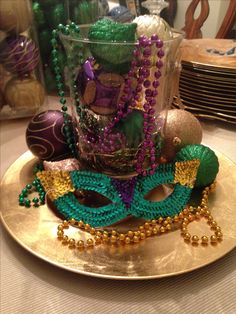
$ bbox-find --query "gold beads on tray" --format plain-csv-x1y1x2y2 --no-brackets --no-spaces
180,182,223,246
56,215,179,250
56,181,223,251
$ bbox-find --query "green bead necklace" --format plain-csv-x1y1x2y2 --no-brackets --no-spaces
50,22,82,159
18,163,45,207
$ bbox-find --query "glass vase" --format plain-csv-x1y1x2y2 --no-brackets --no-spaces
60,25,183,177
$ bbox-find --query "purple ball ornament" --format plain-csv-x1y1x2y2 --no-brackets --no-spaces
0,35,39,77
26,110,73,161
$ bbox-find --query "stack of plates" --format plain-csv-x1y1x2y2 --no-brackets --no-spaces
173,39,236,124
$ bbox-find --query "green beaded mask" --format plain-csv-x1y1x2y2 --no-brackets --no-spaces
36,160,199,227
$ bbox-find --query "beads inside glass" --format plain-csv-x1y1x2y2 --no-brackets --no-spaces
60,26,183,177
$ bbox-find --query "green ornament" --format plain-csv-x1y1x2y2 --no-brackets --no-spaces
38,29,52,58
88,19,137,73
32,2,46,29
116,110,144,148
175,144,219,187
45,3,66,29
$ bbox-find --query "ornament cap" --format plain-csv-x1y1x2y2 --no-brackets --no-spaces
142,0,169,16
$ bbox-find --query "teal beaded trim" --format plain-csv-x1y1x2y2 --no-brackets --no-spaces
51,162,194,227
67,170,127,226
132,184,192,219
54,192,127,227
132,163,192,219
70,171,124,204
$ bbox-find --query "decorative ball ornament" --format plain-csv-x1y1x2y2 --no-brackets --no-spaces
0,0,32,33
26,110,72,161
175,144,219,187
4,77,45,111
0,35,39,76
88,19,137,72
108,6,134,22
133,15,173,40
161,109,203,161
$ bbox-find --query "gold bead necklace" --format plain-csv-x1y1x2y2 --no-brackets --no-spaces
56,182,222,250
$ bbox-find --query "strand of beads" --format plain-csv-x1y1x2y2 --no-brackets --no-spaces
97,35,164,166
135,35,164,176
56,182,222,250
51,23,80,158
56,212,182,249
180,182,223,245
18,177,45,208
97,43,141,154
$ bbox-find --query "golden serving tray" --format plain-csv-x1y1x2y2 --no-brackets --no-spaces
1,151,236,280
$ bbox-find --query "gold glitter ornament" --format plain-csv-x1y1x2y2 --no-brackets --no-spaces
0,0,32,33
161,109,203,161
4,77,45,111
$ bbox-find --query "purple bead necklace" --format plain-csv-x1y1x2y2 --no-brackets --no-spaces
91,35,164,176
135,34,164,176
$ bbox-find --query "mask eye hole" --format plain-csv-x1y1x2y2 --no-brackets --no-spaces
75,189,112,208
144,184,174,202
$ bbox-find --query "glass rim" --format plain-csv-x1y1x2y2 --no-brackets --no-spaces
59,25,185,46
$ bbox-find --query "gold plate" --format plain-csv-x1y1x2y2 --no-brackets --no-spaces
175,95,236,111
179,88,236,104
181,68,236,84
1,151,236,280
182,61,236,75
180,76,236,93
173,101,236,119
188,113,236,124
180,72,235,93
180,39,236,70
173,95,236,109
172,103,236,124
178,97,236,114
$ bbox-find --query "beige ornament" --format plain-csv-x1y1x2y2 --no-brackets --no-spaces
4,77,45,110
161,109,203,161
133,15,173,40
0,0,32,33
